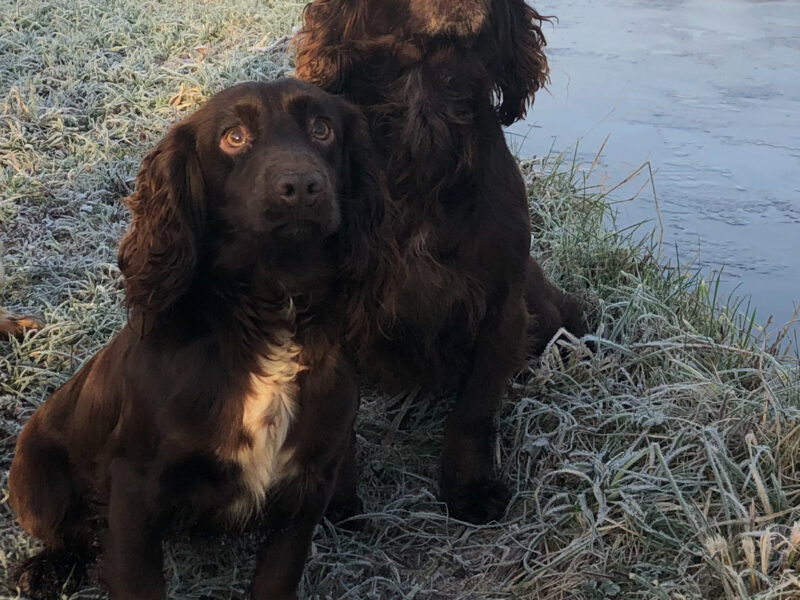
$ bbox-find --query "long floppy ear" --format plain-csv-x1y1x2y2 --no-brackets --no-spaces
294,0,365,91
117,123,205,318
488,0,551,126
338,103,398,340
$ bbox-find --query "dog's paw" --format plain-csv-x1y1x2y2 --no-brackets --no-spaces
251,592,297,600
10,550,86,599
441,477,511,524
325,494,365,531
250,580,298,600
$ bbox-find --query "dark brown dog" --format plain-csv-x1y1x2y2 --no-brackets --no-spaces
295,0,587,524
8,78,390,600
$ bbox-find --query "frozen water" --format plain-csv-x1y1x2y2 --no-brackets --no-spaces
509,0,800,334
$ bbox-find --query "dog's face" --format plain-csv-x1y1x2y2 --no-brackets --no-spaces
193,81,349,241
118,78,389,317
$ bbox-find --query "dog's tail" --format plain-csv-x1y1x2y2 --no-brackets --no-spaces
0,240,42,338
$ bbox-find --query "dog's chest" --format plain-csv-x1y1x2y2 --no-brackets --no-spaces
222,335,304,521
392,226,484,326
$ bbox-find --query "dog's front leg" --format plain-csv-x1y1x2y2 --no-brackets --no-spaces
249,469,336,600
439,294,527,524
106,457,165,600
324,428,363,526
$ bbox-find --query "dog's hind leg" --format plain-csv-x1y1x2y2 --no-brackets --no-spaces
8,419,93,599
525,256,589,357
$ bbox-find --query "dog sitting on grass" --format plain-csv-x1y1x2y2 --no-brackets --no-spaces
295,0,589,524
8,78,390,600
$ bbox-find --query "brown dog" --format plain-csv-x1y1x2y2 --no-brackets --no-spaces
8,78,390,600
296,0,587,523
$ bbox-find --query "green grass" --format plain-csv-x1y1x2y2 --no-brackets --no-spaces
2,0,800,598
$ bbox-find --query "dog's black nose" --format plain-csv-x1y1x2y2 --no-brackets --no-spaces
275,171,326,207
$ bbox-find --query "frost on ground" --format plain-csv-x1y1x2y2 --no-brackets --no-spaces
1,1,799,598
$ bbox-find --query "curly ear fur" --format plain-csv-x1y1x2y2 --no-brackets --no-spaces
117,124,205,318
295,0,365,91
337,103,399,341
488,0,551,126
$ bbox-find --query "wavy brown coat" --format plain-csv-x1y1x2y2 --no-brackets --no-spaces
8,79,389,600
295,0,588,524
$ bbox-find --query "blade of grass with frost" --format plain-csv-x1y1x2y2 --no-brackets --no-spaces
2,1,800,598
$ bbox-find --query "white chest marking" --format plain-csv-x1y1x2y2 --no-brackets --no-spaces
224,332,305,521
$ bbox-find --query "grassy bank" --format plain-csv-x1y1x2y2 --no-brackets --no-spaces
2,0,800,598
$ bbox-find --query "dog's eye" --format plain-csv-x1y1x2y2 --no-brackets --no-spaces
220,126,250,153
310,118,333,141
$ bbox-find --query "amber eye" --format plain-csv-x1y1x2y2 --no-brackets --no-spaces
220,126,250,153
310,118,332,141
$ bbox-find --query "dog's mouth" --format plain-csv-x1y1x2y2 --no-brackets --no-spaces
261,193,341,241
271,214,342,241
271,219,323,242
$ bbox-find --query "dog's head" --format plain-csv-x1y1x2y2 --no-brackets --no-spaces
118,78,389,319
296,0,549,125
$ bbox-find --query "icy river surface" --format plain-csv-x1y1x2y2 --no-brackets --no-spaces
508,0,800,333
